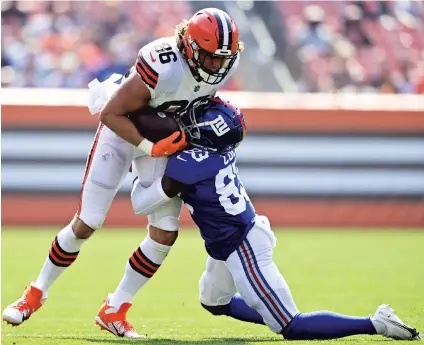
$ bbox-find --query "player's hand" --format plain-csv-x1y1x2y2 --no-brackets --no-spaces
151,131,187,157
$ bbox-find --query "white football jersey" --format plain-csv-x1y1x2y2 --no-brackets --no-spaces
133,36,240,114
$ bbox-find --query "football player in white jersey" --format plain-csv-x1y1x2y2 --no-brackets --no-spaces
3,8,244,338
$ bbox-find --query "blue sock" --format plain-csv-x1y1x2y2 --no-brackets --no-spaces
224,295,265,325
283,311,377,340
202,294,265,325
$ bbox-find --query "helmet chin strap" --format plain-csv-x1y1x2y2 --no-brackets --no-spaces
187,41,227,84
187,57,203,82
191,142,218,152
198,69,225,85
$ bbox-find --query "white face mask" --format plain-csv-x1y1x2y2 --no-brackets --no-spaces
189,40,237,85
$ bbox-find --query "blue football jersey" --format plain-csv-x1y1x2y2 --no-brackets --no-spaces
166,148,256,260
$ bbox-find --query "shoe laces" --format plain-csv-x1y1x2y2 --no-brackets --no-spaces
14,299,31,313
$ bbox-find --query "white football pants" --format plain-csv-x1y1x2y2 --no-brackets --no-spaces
199,215,299,333
77,123,181,231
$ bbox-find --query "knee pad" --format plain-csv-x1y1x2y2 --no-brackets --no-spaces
78,180,119,230
90,143,131,189
78,206,107,230
201,302,228,316
199,270,235,307
148,198,182,231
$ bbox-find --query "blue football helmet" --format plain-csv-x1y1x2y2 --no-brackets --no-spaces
177,97,247,153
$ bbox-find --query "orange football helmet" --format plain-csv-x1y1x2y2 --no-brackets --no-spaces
184,8,240,85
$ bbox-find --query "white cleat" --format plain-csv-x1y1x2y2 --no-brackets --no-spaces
372,304,421,340
3,284,45,326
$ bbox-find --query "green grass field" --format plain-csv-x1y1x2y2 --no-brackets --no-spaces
2,228,423,345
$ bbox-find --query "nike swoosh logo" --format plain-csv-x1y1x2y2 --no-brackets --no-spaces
150,52,157,63
386,319,416,336
111,322,124,337
177,155,187,161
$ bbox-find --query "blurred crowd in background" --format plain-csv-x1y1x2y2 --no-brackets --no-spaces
2,0,424,93
280,1,424,93
1,1,197,88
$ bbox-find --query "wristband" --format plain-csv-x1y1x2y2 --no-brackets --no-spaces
137,139,154,156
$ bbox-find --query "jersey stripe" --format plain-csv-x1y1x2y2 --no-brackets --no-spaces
236,244,287,329
244,239,293,321
77,123,104,217
239,240,291,326
136,62,156,89
136,55,158,89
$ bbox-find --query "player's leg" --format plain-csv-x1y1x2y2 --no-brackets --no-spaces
225,215,299,334
226,216,420,340
108,154,180,307
227,217,375,338
199,256,264,325
96,154,182,337
2,125,134,326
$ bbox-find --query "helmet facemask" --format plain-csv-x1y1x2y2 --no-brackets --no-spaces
187,39,237,85
176,99,245,153
177,104,214,150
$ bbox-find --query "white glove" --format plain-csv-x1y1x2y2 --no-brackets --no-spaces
87,73,122,115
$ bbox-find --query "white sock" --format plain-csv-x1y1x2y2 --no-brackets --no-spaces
109,235,171,308
33,224,86,298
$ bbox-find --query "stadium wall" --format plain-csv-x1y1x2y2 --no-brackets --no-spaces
2,89,424,228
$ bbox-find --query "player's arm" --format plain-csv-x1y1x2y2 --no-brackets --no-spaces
131,175,187,216
99,72,150,147
99,55,185,157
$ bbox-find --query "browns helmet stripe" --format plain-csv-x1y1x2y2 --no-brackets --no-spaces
215,10,231,50
212,10,225,50
222,12,233,49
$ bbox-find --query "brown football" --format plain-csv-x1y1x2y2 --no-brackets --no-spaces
127,106,180,143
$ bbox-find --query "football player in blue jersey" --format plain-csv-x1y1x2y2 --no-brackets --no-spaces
130,97,420,341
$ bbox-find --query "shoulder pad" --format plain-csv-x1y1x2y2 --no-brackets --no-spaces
166,149,216,185
135,37,182,92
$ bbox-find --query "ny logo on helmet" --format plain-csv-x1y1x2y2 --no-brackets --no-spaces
209,114,230,136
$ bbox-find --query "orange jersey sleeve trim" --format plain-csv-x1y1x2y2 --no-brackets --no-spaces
136,54,159,89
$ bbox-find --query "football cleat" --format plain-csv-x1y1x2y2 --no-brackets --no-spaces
95,294,144,338
3,284,45,326
372,304,421,340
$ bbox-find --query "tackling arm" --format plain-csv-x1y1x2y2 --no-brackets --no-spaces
131,175,187,215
